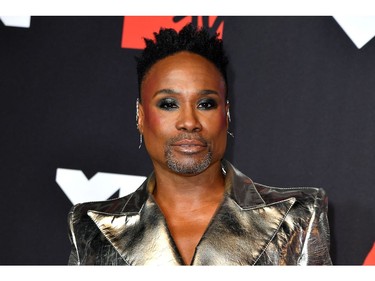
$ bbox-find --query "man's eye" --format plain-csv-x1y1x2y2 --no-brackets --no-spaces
157,99,179,110
197,99,218,110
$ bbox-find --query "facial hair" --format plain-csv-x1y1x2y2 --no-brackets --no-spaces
164,133,212,175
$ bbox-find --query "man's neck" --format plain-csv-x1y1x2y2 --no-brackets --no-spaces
151,161,225,209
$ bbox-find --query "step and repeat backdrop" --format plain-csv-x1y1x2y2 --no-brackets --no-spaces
1,16,374,265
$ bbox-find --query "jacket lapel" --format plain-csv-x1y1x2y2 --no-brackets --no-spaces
87,179,183,265
191,160,296,265
193,196,296,265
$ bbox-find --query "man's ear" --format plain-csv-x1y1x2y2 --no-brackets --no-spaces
137,100,144,134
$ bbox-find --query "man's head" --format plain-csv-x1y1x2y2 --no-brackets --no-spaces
136,23,229,100
135,24,230,176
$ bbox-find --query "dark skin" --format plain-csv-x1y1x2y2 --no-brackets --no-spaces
137,51,229,265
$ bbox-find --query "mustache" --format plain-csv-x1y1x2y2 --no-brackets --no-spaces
166,133,208,146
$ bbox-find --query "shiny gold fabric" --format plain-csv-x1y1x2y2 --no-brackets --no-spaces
67,160,332,265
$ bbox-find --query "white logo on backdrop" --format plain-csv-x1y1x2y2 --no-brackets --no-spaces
333,16,375,49
0,16,31,28
56,168,146,205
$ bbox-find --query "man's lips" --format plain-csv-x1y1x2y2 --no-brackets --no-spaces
170,138,207,154
171,139,207,147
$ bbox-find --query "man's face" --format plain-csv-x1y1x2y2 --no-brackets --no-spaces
138,51,228,175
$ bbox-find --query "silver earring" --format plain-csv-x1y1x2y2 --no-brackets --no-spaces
226,100,234,138
136,98,143,149
136,98,140,129
139,133,143,149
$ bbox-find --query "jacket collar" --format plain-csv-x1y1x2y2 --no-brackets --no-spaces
87,159,295,265
221,159,266,208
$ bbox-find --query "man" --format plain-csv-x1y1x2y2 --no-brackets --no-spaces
67,23,332,265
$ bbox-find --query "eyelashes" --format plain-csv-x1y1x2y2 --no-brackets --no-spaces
157,98,178,111
157,98,218,111
197,99,218,109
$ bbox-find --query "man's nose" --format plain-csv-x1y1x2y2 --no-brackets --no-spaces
175,106,202,132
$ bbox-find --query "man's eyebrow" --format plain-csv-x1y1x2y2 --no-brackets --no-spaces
154,89,178,96
199,89,219,95
154,89,219,96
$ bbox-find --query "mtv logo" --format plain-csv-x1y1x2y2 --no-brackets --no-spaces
56,168,146,205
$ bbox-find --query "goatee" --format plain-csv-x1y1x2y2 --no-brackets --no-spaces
164,133,212,175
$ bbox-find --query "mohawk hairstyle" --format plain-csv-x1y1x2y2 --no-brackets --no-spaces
135,23,229,99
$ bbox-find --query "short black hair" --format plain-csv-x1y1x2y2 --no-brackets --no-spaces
135,23,229,99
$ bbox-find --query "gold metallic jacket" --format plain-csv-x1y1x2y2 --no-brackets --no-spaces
67,160,332,265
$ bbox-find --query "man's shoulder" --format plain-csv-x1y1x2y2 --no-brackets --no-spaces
69,195,129,217
223,159,328,206
252,182,327,204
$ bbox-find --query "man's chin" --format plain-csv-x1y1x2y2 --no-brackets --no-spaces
166,155,212,175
